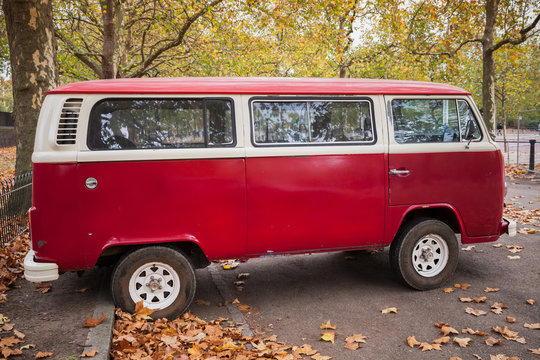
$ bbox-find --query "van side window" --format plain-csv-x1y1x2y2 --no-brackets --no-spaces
457,100,481,141
87,98,234,150
392,99,461,143
252,100,373,144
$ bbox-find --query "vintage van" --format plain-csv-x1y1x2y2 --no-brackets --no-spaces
24,77,516,318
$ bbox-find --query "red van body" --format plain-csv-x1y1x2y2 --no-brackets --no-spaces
25,78,515,318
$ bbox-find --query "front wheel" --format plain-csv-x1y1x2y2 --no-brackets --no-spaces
390,218,458,290
111,246,196,319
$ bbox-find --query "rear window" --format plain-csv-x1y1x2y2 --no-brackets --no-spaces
252,99,374,145
87,98,234,150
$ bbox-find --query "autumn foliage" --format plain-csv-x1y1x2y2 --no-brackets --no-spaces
111,302,331,359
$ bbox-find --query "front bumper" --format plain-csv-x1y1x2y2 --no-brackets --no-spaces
501,217,517,237
24,250,59,282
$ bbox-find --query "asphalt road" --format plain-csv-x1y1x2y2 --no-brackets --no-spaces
191,179,540,360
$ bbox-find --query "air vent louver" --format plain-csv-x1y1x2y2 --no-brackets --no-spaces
56,98,82,145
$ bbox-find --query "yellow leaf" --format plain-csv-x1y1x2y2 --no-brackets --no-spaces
381,307,397,314
443,288,454,293
320,332,335,344
453,337,472,347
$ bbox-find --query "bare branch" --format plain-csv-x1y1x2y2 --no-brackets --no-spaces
127,0,225,78
56,30,103,78
410,38,482,57
491,12,540,52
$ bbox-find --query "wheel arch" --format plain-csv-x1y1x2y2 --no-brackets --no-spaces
96,240,211,269
390,205,464,246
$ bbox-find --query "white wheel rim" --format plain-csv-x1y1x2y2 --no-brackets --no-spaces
411,234,449,278
128,262,180,310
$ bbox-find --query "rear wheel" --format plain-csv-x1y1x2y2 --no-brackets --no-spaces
111,246,196,319
390,218,458,290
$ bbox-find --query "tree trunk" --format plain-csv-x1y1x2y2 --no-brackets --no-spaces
101,0,116,79
3,0,58,174
482,0,499,134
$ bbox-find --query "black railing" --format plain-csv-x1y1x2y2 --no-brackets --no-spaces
0,172,32,246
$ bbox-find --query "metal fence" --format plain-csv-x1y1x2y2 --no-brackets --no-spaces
0,172,32,246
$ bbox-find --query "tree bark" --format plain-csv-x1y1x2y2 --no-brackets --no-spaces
101,0,116,79
3,0,58,174
481,0,499,134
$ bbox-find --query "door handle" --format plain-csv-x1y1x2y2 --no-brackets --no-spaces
389,169,410,176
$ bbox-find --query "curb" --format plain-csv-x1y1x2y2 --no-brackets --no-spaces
208,263,253,337
84,271,115,360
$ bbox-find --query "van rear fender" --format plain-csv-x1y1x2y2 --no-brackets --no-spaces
385,205,466,246
97,238,210,269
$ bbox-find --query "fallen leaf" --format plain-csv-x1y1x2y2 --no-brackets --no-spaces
34,284,52,294
524,323,540,329
1,348,22,358
526,299,535,305
530,348,540,355
460,297,473,303
297,344,317,356
492,325,519,340
433,336,450,344
462,328,488,336
485,287,500,292
19,344,35,350
440,325,459,336
462,246,474,251
0,336,22,347
35,352,53,359
134,301,154,318
506,317,516,323
492,308,503,315
81,350,98,357
13,329,25,339
84,313,106,327
434,322,450,328
407,336,421,347
466,307,487,317
320,320,336,330
473,296,487,303
443,288,454,293
195,299,210,306
320,332,335,344
345,333,367,343
453,337,472,347
454,283,471,290
381,307,397,314
75,288,88,293
492,244,503,248
418,342,442,351
311,354,332,360
507,255,520,259
237,304,251,312
485,336,505,346
232,298,240,304
343,342,359,350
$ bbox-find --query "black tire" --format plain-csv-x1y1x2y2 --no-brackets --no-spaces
390,218,458,290
111,246,196,319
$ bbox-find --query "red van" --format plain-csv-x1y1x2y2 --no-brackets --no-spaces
24,77,515,318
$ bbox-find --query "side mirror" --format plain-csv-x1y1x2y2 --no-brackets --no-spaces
464,120,476,141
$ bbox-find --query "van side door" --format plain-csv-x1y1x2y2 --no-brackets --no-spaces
245,96,386,255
